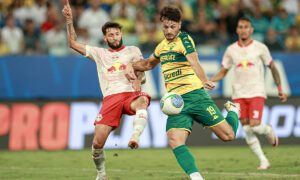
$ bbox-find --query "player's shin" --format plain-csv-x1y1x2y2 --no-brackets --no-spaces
225,112,239,136
243,125,269,163
129,109,147,148
173,145,203,179
92,147,106,177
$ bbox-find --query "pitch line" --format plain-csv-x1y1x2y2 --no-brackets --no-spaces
1,166,300,178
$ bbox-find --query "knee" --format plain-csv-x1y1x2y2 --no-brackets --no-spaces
220,131,235,142
93,139,104,149
137,96,149,106
168,136,183,149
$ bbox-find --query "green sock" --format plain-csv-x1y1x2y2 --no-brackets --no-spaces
172,145,199,175
225,111,239,136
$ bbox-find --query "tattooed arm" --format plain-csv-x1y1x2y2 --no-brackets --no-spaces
268,62,287,102
62,0,89,59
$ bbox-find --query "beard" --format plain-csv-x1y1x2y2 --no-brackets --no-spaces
107,39,123,49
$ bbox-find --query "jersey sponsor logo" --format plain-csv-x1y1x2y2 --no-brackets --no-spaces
236,60,255,70
164,69,182,80
161,54,176,62
107,63,126,73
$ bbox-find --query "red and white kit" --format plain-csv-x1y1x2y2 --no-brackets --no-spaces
85,45,151,128
222,40,273,120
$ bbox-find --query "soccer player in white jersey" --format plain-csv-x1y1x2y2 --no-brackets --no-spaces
210,17,287,170
62,1,151,180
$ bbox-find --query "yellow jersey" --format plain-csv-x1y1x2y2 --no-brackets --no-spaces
154,32,203,95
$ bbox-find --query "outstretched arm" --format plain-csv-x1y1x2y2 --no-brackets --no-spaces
62,0,89,58
268,62,287,102
126,54,160,80
186,52,215,90
210,67,229,82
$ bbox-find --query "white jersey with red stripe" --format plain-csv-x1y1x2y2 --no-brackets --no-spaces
222,40,273,99
85,45,143,97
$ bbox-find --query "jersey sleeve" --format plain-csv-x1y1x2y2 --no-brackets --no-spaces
153,43,161,60
85,45,103,62
222,48,233,69
180,33,196,55
260,44,273,65
132,46,143,62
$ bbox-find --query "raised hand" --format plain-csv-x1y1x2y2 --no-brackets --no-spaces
62,0,73,20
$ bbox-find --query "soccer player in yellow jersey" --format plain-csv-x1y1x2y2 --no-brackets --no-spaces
126,6,240,180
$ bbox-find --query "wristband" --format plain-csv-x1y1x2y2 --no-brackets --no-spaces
277,86,282,92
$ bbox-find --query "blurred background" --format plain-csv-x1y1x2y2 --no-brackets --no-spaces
0,0,299,151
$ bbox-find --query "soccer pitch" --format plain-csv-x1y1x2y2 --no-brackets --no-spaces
0,145,299,180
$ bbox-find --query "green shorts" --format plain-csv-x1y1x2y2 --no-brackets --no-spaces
166,88,225,133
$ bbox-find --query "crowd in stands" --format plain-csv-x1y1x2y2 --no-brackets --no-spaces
0,0,300,56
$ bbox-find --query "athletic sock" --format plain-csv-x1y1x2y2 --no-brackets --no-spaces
92,147,106,174
190,172,204,180
243,125,268,162
132,109,147,137
225,111,239,136
251,124,271,135
172,145,199,175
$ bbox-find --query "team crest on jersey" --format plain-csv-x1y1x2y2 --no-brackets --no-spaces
96,114,103,122
169,43,176,50
107,62,126,73
236,60,255,70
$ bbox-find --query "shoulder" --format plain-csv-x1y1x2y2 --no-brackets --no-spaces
225,42,238,52
178,32,193,42
253,40,268,49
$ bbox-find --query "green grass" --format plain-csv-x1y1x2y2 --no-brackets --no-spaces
0,145,300,180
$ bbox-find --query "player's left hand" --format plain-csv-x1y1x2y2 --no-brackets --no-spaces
132,79,142,92
278,91,287,102
125,63,137,81
204,81,215,90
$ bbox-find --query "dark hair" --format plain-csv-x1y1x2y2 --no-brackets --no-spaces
102,22,122,35
238,17,252,24
160,6,182,22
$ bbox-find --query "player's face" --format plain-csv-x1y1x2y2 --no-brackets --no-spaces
161,19,181,41
236,20,253,41
104,28,123,49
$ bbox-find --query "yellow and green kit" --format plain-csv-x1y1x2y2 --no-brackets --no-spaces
154,32,236,133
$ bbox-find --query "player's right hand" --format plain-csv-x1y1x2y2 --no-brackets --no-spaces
278,92,287,102
132,79,142,92
204,81,215,90
62,0,72,20
125,63,137,81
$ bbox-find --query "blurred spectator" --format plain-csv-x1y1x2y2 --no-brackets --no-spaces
138,0,156,21
0,33,10,56
264,28,284,52
249,7,270,41
13,0,35,26
31,0,47,27
270,8,294,37
281,0,299,15
111,0,136,20
45,20,68,56
113,4,135,35
285,26,300,52
77,27,99,47
40,2,58,33
225,3,244,42
1,16,24,54
23,19,41,54
78,0,110,43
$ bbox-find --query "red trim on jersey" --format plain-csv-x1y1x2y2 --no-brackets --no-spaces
108,46,125,52
237,40,254,47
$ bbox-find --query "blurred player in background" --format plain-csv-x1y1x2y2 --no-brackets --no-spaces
62,1,151,179
210,17,287,170
126,6,240,180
